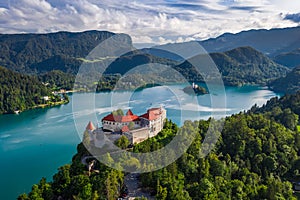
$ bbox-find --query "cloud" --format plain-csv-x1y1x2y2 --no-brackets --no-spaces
0,0,298,45
229,6,259,11
284,13,300,23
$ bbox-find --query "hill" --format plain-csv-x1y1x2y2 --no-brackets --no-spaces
19,92,300,199
154,26,300,57
38,70,75,91
269,66,300,94
173,46,289,86
0,67,65,114
0,30,117,74
104,50,178,75
274,49,300,68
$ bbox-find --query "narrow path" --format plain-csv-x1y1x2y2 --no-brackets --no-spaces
124,173,154,200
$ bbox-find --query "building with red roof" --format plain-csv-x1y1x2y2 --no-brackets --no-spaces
100,107,166,144
102,109,140,132
139,107,167,137
102,108,166,140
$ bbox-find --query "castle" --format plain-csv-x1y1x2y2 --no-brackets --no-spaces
86,107,167,146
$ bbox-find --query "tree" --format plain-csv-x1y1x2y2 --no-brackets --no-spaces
68,175,90,197
106,170,122,200
128,121,135,130
78,183,93,199
123,157,141,171
115,136,130,149
28,184,43,200
112,109,124,116
17,193,29,200
52,165,71,195
156,183,167,200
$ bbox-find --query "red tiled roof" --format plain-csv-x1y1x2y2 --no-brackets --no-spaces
102,108,163,122
86,121,95,131
126,109,134,116
102,113,139,123
121,126,130,133
140,108,162,121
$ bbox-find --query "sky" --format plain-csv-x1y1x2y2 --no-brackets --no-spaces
0,0,299,46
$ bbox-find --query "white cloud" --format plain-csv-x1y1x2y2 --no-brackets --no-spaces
0,0,298,45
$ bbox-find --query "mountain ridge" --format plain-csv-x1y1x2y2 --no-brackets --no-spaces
153,26,300,57
173,46,289,86
0,30,119,73
274,48,300,68
269,66,300,94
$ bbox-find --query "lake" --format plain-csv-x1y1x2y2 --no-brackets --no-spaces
0,84,280,199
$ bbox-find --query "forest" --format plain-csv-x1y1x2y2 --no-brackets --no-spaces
0,67,49,114
38,70,75,91
0,67,69,114
269,66,300,94
18,92,300,199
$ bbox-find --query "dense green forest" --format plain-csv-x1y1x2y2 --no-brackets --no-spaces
0,31,116,74
18,143,124,200
173,46,290,86
19,92,300,199
90,46,291,90
0,67,69,114
1,27,300,75
269,66,300,94
0,30,293,89
38,70,75,91
0,67,48,114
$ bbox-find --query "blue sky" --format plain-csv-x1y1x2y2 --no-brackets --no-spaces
0,0,299,45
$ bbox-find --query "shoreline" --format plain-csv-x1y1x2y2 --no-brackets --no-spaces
5,100,69,115
2,83,283,116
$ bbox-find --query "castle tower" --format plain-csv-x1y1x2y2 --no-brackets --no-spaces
84,121,96,145
86,121,96,131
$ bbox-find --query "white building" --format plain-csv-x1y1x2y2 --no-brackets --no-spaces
98,107,167,144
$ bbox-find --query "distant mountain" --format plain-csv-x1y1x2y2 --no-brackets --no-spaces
0,30,293,89
154,26,300,57
139,48,184,62
274,48,300,68
269,66,300,94
173,46,290,86
0,30,117,74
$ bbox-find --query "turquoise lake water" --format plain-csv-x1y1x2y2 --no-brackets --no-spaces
0,84,280,199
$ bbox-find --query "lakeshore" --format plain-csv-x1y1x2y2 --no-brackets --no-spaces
0,84,280,199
